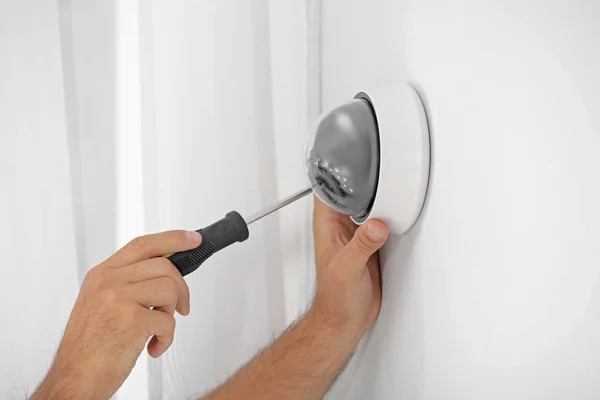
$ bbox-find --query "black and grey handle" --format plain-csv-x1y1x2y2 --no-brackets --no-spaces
168,211,249,276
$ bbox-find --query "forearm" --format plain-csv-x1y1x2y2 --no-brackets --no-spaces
31,363,93,400
202,308,358,400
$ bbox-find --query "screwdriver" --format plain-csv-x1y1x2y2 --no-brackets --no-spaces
166,187,312,277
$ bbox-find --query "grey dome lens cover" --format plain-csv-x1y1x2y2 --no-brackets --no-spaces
305,97,380,219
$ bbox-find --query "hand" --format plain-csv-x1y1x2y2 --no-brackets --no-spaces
310,196,389,344
32,230,202,400
200,198,389,400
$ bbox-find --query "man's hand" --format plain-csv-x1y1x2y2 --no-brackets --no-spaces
311,196,389,345
32,230,202,400
203,197,389,400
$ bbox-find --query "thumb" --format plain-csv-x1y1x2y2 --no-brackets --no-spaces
335,220,389,277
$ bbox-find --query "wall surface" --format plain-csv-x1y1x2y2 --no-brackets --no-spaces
322,0,600,399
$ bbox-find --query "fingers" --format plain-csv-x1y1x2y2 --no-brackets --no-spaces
140,308,177,358
334,220,389,280
130,277,181,316
313,194,336,221
123,257,190,315
105,230,202,268
367,253,382,305
312,196,357,266
313,195,354,233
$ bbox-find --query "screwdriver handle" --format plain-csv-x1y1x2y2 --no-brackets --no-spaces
168,211,249,276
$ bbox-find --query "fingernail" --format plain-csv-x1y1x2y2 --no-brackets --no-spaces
366,224,386,241
187,231,202,243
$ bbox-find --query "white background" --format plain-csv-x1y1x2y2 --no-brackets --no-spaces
2,0,600,399
321,0,600,399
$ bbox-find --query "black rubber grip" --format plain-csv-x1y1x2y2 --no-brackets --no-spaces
168,211,249,276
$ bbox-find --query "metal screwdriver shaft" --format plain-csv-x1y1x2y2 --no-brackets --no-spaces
245,187,313,225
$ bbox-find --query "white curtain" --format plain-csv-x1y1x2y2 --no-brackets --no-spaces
1,2,81,398
1,0,318,398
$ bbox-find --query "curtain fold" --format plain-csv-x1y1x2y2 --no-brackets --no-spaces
1,1,314,398
141,1,314,396
143,1,285,397
0,2,80,398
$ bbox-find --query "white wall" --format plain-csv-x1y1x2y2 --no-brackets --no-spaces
322,0,600,399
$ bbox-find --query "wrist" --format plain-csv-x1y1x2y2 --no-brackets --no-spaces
305,303,362,350
204,305,359,400
308,295,368,347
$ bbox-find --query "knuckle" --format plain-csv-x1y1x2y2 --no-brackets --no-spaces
97,289,128,319
128,236,152,256
166,314,176,334
161,278,179,299
84,267,113,291
82,266,100,286
353,233,374,255
102,288,122,306
158,259,187,292
159,274,177,288
149,277,178,308
158,257,177,274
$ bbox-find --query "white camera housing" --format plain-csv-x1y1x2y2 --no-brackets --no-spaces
351,83,431,235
